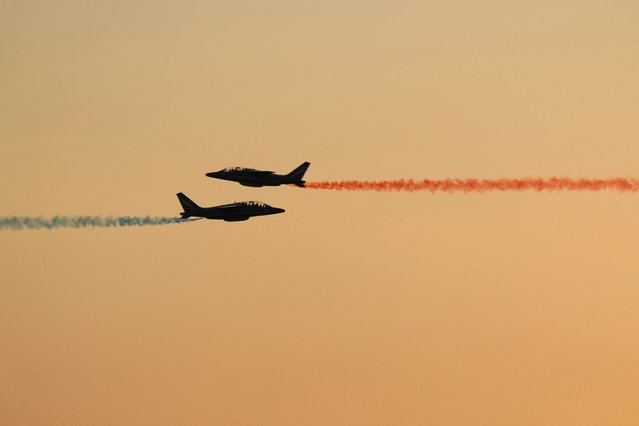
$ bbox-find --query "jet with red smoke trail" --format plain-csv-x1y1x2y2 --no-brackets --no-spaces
206,162,310,188
177,193,284,222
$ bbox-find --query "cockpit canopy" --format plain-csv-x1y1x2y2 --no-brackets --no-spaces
222,167,251,172
220,167,274,173
237,201,269,208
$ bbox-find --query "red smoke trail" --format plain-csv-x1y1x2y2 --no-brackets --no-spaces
305,178,639,193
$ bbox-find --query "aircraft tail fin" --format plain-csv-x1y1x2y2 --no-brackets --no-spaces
286,162,310,186
176,192,201,217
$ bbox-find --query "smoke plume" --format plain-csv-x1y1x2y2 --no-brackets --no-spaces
306,178,639,193
0,216,196,231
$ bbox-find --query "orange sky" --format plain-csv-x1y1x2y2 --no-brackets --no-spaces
1,1,639,425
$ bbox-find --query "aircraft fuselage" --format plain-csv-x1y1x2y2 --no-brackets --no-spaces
177,193,284,222
206,162,310,188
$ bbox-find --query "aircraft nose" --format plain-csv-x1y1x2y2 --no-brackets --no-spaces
205,171,218,177
272,207,285,214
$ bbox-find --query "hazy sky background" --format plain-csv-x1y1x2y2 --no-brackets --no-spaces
2,1,639,424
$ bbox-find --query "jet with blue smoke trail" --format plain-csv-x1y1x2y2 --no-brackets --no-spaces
177,193,284,221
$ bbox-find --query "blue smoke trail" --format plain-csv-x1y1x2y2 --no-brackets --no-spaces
0,216,198,230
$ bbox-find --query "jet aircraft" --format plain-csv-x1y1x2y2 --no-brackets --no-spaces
177,193,285,222
205,162,310,187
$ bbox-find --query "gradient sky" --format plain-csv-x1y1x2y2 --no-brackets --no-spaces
2,1,639,425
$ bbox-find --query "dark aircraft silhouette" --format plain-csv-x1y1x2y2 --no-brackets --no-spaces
177,193,285,222
205,162,310,188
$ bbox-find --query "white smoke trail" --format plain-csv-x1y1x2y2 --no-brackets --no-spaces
0,216,197,231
